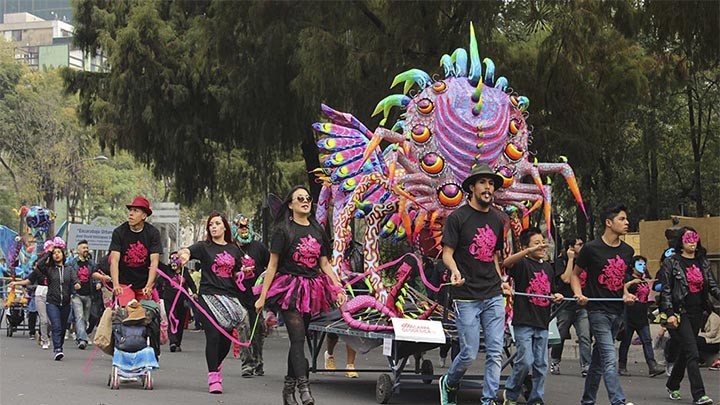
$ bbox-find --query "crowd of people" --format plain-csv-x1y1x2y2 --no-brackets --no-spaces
4,176,720,405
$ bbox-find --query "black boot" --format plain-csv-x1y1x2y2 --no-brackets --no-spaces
283,376,299,405
618,362,631,376
648,360,664,377
296,376,315,405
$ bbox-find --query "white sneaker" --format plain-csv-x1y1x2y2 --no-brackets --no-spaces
41,341,49,350
440,356,447,368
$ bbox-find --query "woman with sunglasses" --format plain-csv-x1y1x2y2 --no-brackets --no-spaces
659,227,720,405
255,186,346,405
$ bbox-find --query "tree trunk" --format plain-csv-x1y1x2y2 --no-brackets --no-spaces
686,83,705,217
301,131,321,199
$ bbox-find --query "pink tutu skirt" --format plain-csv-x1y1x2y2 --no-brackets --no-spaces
253,273,339,316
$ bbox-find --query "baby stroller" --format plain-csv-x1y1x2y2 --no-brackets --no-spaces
4,286,27,337
108,300,161,390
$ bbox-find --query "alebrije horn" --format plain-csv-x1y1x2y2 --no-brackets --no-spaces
451,48,468,77
468,22,482,85
483,58,495,86
440,54,454,78
390,69,432,95
494,76,508,91
372,94,411,126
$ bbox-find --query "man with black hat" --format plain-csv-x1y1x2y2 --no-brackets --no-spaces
438,163,512,405
109,196,162,306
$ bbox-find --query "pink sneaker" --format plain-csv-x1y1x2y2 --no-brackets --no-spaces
208,371,223,394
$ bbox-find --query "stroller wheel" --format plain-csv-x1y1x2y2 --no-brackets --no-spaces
143,371,153,390
110,366,119,390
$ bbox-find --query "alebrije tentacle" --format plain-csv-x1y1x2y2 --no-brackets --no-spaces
440,54,454,78
372,95,411,127
451,48,468,77
468,22,482,85
391,69,432,95
483,58,495,86
494,76,508,91
391,120,405,133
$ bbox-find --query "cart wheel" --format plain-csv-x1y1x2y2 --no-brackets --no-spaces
522,374,532,402
144,371,153,390
376,373,393,404
421,359,434,384
110,366,119,390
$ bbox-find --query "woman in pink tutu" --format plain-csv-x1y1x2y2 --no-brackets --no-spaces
255,186,346,405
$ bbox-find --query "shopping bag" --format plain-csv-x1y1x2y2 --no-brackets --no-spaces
94,307,114,355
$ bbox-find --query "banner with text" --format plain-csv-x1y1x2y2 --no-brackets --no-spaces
391,318,446,344
67,224,116,251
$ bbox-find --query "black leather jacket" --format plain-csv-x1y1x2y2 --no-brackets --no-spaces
659,254,720,317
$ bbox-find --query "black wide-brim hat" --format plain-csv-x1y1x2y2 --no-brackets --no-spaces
461,163,504,193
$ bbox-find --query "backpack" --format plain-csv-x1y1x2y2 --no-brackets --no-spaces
112,323,147,353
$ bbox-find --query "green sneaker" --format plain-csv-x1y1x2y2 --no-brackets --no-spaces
502,389,518,405
438,375,458,405
694,396,714,405
667,388,681,401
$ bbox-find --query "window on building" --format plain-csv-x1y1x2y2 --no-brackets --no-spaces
10,30,22,41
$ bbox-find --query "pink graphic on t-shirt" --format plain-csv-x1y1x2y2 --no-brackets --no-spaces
468,225,497,262
123,241,148,268
686,264,704,293
292,234,321,268
635,282,650,303
526,270,552,307
579,270,587,288
597,255,627,292
77,266,90,283
241,255,256,278
211,251,236,278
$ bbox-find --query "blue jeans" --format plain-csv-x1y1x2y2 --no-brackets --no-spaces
446,295,505,405
618,322,655,367
582,311,626,405
71,295,92,343
550,306,591,369
505,325,548,403
46,303,71,352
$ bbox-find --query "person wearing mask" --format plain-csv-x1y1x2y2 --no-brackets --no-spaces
660,227,720,405
255,186,346,405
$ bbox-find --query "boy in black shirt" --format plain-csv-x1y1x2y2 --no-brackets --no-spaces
571,204,636,405
502,227,563,405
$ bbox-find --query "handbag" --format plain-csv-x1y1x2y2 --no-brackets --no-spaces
94,307,114,355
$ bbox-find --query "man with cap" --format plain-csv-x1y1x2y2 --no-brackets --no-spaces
438,163,512,405
232,214,269,377
109,196,162,306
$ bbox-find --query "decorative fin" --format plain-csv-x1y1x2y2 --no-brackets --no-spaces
391,69,432,94
468,22,482,85
494,76,508,91
483,58,495,86
372,95,411,127
440,54,454,78
450,48,468,77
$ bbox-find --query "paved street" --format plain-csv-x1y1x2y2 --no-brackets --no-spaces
1,323,718,405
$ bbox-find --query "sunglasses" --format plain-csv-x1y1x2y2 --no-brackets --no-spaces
295,195,312,203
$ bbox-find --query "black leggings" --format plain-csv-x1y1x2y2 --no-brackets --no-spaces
282,309,310,378
200,297,231,372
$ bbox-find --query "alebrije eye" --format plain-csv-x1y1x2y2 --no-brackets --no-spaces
331,152,345,165
504,143,523,161
510,95,519,107
509,119,520,135
342,178,357,191
497,166,515,188
416,98,434,114
437,183,463,207
420,152,445,175
432,81,447,93
411,125,431,143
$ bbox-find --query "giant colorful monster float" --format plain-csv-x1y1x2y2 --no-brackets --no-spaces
0,206,62,279
312,24,585,331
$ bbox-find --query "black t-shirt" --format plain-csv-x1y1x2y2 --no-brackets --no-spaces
678,255,704,313
158,262,196,302
108,222,162,287
74,258,96,296
554,257,577,310
189,241,244,298
441,205,504,301
270,222,330,278
575,238,634,314
625,274,651,328
509,257,555,328
236,240,270,307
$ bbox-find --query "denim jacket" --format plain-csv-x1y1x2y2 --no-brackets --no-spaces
659,254,720,317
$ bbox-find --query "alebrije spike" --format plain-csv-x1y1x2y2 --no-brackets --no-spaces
494,76,508,91
440,54,455,78
517,96,530,112
391,120,405,133
483,58,495,86
372,94,411,127
391,69,432,94
468,23,482,85
450,48,468,77
558,155,568,163
472,94,483,116
472,81,483,102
